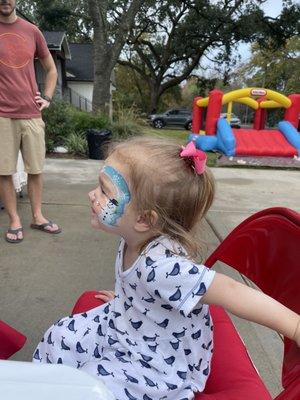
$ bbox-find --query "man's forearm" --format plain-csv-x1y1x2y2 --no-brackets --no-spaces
44,68,58,99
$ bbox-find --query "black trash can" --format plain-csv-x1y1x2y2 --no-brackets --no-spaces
86,129,112,160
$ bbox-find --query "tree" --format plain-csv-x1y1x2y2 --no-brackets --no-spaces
232,36,300,126
16,0,35,20
17,0,92,42
119,0,300,113
87,0,145,115
114,64,150,112
233,36,300,94
115,64,182,113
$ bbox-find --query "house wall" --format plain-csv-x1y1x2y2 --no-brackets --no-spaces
67,81,115,116
66,82,93,112
67,82,93,102
35,52,64,98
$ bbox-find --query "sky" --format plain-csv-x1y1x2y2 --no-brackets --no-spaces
239,0,284,61
262,0,284,17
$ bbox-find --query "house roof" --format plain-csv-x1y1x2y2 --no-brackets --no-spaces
43,31,71,60
16,11,71,60
66,43,94,82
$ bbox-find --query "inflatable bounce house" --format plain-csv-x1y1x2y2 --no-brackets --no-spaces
189,88,300,157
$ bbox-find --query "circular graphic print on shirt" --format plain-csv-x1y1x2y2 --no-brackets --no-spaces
0,33,31,68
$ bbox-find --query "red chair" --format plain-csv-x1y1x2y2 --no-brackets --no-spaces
203,207,300,399
72,207,300,399
0,320,27,360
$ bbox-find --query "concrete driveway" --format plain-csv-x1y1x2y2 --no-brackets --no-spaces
0,159,299,397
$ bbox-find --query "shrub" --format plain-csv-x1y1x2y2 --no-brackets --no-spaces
43,100,146,155
64,132,88,157
43,100,75,151
43,100,110,153
110,106,144,139
70,109,109,134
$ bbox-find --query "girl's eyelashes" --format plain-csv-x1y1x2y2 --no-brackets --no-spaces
98,185,118,206
100,186,108,197
110,198,119,206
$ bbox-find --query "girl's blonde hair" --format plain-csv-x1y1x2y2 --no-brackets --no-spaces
108,136,215,259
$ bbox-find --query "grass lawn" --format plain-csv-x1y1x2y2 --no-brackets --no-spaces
142,126,188,142
142,126,219,167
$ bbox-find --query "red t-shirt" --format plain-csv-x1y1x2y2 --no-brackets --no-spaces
0,17,50,118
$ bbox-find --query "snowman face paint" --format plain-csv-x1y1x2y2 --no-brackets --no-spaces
97,165,131,226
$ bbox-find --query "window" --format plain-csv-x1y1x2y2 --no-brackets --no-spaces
179,110,191,115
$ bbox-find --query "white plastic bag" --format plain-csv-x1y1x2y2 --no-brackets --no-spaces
0,360,115,400
13,152,27,193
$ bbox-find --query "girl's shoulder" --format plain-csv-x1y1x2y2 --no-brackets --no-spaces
139,235,208,275
137,237,215,313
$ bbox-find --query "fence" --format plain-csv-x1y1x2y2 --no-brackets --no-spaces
63,87,93,112
38,84,93,112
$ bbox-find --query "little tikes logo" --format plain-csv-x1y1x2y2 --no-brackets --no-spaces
251,89,267,96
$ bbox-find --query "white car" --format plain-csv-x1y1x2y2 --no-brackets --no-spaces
220,113,241,128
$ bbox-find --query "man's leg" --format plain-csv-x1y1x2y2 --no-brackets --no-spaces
27,173,59,232
0,117,22,241
22,118,60,233
0,175,23,241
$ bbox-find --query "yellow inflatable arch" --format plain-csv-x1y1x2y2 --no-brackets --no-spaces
196,88,292,110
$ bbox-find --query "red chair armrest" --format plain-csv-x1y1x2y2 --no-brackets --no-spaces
0,320,27,360
282,338,300,389
275,378,300,400
72,291,105,314
196,306,271,400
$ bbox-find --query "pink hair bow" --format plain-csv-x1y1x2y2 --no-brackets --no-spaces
180,141,207,175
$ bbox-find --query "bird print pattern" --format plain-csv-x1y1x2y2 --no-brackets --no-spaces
33,236,215,400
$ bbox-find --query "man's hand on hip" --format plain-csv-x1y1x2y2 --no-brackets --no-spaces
35,91,50,111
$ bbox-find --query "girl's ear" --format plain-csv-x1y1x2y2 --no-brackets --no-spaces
134,210,158,232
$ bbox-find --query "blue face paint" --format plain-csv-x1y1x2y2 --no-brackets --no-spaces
97,165,131,227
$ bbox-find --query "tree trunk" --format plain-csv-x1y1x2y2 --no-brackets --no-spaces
92,71,112,116
149,83,161,114
92,48,113,116
88,0,145,117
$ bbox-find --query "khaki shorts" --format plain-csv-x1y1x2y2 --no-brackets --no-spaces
0,117,45,175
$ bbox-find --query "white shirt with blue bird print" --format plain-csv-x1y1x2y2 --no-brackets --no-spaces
33,236,216,400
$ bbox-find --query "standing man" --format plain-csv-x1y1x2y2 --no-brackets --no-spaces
0,0,61,243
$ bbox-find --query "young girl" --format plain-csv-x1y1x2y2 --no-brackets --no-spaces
33,136,300,400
